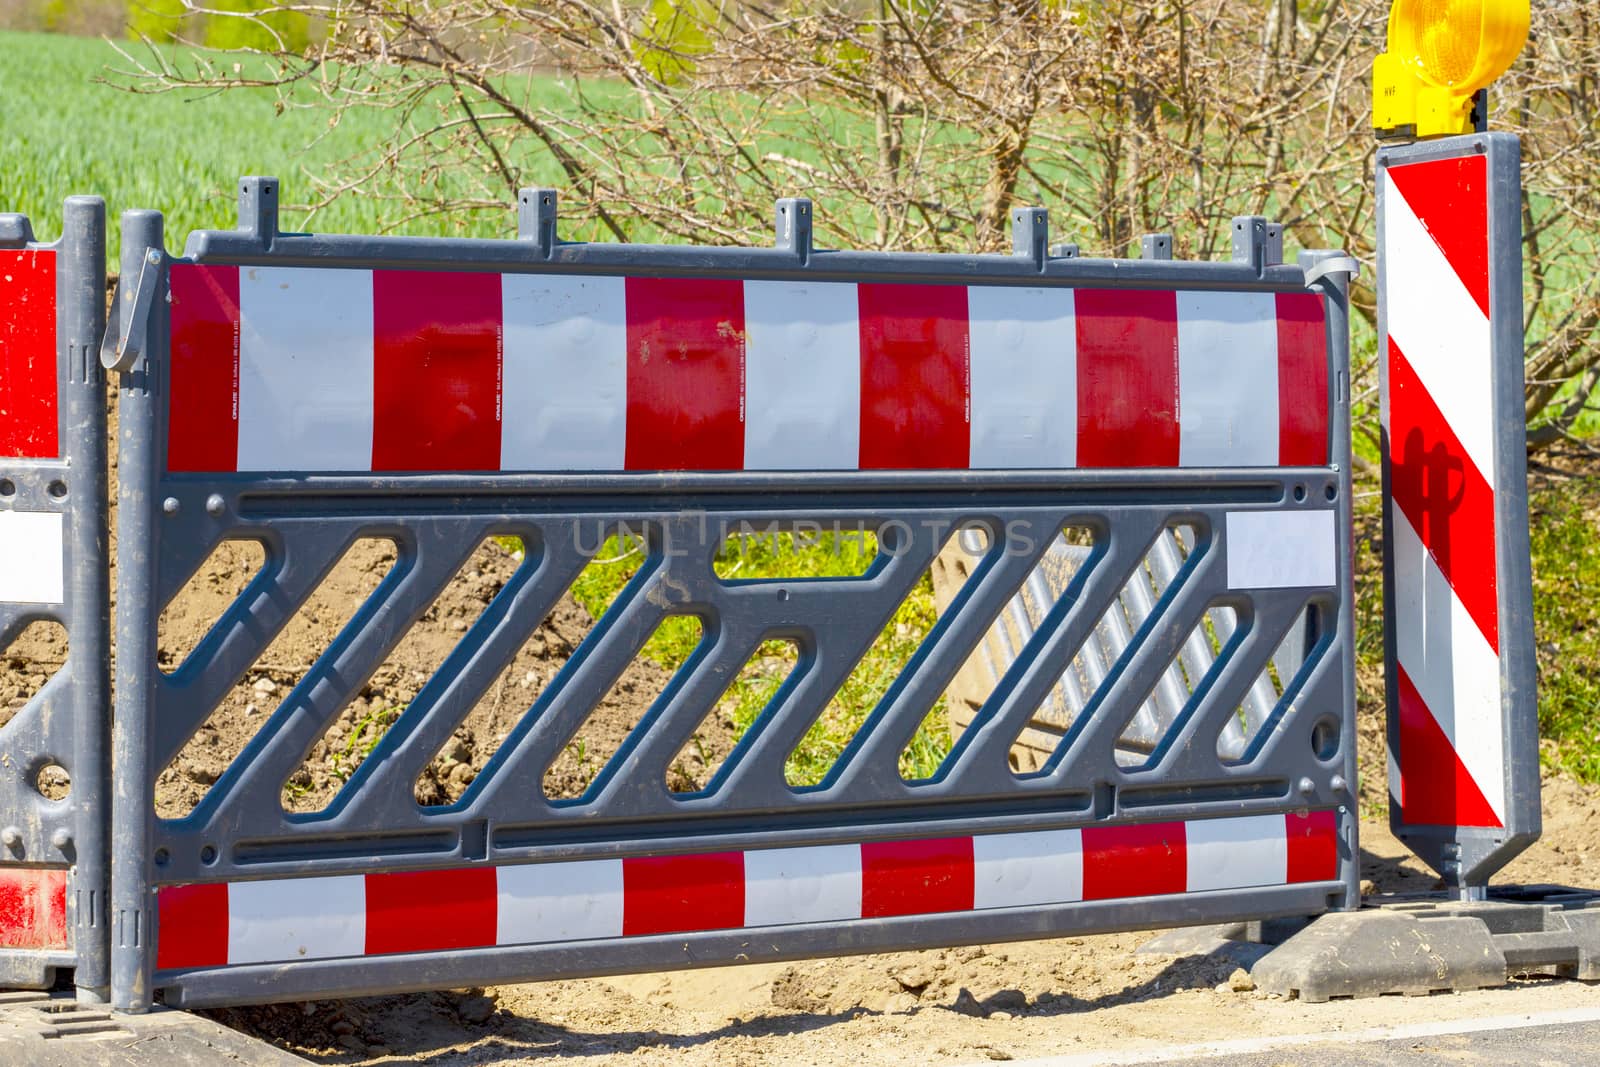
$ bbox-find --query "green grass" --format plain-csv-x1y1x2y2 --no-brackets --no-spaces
1528,475,1600,782
0,27,903,257
0,26,1241,261
0,29,577,259
0,27,928,259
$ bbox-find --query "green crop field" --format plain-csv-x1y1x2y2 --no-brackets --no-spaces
0,29,571,257
0,28,891,257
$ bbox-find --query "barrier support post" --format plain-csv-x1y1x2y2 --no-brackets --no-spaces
109,209,165,1013
1301,247,1361,915
0,197,108,1003
61,197,111,1003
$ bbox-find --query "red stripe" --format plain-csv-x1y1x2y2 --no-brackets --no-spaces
1387,338,1499,650
372,271,502,472
1396,662,1503,829
156,882,229,969
860,837,974,917
622,852,744,936
1075,289,1179,467
1275,292,1329,466
1082,821,1186,899
167,264,240,473
0,868,67,950
0,250,58,458
1386,155,1490,318
365,867,498,954
1284,811,1339,883
624,277,744,471
857,283,970,469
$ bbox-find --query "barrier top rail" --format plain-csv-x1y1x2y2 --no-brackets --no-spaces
104,179,1352,487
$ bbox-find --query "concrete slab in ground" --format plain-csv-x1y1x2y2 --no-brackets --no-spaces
0,990,306,1066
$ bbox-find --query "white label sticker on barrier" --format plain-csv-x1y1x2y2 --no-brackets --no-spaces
0,510,64,604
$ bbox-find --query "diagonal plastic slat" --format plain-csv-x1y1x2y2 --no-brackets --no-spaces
190,530,482,828
153,533,358,765
946,513,1166,787
826,517,1056,797
333,540,590,819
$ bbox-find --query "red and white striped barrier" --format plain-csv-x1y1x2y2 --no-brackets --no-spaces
154,812,1338,970
1380,153,1506,830
0,868,68,951
0,249,64,604
0,246,73,961
164,266,1329,474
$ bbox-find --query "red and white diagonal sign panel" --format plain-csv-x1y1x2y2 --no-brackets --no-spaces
1380,152,1505,829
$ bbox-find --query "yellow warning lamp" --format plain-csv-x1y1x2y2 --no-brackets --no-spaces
1373,0,1529,139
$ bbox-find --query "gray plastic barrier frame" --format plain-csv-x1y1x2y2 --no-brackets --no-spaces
107,179,1358,1012
0,198,111,1002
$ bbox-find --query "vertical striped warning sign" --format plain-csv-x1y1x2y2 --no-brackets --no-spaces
1378,133,1540,888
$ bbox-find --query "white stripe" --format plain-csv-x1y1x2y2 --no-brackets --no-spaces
1386,740,1403,811
1224,510,1336,589
237,266,374,472
1382,172,1497,487
1390,506,1506,821
743,844,861,926
968,287,1077,469
971,828,1083,909
993,1005,1600,1067
0,511,63,604
1177,291,1279,466
1184,814,1286,892
742,281,860,470
500,275,627,472
227,875,365,965
495,858,624,944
